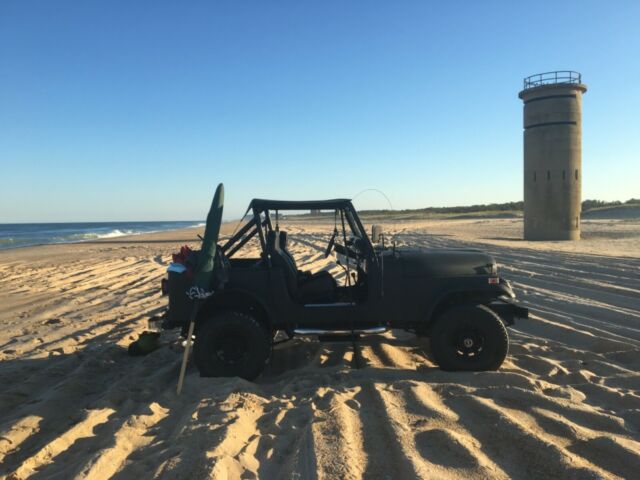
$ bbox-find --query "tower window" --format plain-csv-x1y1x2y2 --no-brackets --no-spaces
575,169,579,180
547,170,551,181
562,170,566,180
533,171,536,182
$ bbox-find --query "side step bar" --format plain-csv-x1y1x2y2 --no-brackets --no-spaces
294,326,388,336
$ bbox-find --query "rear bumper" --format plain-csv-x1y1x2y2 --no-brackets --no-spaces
488,299,528,326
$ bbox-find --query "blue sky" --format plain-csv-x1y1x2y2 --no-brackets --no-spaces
1,1,638,222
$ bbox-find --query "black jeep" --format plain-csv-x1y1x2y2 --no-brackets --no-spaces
164,198,528,380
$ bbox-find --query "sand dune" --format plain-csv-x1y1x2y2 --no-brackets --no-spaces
0,219,639,479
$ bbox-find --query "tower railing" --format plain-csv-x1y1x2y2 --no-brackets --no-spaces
523,71,581,90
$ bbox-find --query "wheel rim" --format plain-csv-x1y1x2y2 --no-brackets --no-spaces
453,328,485,359
212,332,248,365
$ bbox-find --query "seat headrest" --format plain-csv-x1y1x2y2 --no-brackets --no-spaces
266,230,277,251
279,231,288,250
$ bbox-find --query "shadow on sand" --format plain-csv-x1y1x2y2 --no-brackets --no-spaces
0,330,439,478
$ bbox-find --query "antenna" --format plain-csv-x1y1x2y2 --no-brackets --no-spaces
352,188,394,211
352,188,398,246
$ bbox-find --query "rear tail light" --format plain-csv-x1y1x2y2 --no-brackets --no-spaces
488,277,500,285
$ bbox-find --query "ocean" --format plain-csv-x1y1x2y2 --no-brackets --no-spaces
0,221,205,250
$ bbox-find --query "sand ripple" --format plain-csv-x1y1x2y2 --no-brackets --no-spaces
0,223,638,479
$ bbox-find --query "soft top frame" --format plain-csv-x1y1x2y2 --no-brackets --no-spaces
249,198,352,211
221,197,373,260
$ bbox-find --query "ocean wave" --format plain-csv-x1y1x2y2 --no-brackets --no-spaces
0,221,203,250
96,229,138,239
66,229,138,241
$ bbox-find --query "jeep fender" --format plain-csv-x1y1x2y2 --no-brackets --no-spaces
196,288,273,332
423,282,514,328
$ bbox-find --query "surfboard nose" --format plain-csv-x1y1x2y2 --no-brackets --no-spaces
194,183,224,290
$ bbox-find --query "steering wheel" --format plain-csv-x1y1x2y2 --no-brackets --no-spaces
324,229,337,258
334,242,359,260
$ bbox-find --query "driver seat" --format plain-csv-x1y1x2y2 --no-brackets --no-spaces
279,230,337,287
267,230,336,303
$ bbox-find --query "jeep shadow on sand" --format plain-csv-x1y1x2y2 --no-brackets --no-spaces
161,196,528,380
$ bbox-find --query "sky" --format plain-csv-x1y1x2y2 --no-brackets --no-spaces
1,1,638,222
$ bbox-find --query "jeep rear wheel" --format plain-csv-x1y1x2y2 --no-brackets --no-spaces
430,304,508,371
194,311,271,380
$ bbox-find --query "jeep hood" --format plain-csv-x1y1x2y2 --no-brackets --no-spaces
395,248,496,277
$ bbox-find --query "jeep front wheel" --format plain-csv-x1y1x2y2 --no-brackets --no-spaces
429,304,508,371
194,311,271,380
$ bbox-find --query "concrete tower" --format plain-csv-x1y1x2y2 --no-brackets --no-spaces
519,71,587,240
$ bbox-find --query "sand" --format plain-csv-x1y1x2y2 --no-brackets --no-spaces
0,218,639,479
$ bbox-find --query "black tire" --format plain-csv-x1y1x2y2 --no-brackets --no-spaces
429,304,508,371
194,311,271,380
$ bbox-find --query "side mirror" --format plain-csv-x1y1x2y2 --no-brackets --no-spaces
371,225,384,243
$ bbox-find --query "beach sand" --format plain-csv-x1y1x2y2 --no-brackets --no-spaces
1,218,639,479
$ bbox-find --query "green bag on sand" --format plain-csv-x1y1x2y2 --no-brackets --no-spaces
128,331,161,356
193,183,225,292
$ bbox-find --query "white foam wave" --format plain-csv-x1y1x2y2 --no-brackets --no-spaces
70,229,139,241
97,229,137,238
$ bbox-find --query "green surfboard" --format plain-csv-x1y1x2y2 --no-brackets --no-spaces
194,183,224,291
